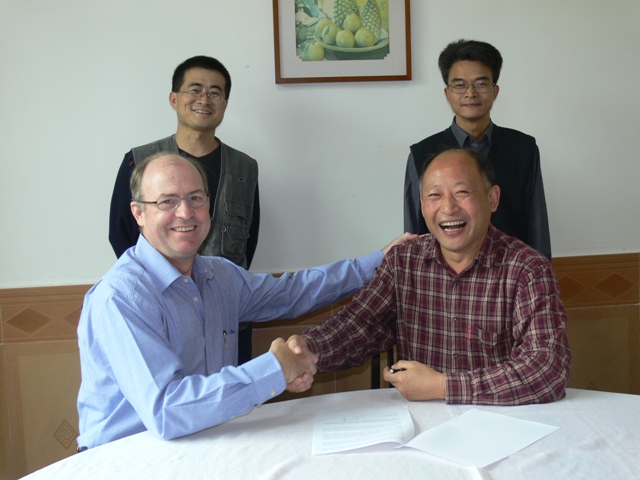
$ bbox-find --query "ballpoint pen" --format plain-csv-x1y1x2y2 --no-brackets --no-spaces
389,368,407,374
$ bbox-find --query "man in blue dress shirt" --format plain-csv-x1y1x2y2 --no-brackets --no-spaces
77,152,412,449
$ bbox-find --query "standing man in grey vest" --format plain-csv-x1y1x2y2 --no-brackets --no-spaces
404,39,551,259
109,55,259,364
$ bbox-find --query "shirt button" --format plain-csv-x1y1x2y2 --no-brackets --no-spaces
183,278,189,283
270,390,276,397
453,353,459,359
452,315,458,322
193,297,199,302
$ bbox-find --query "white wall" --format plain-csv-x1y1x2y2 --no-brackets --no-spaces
1,0,639,288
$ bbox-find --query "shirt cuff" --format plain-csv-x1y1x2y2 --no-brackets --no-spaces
244,352,287,404
444,371,473,404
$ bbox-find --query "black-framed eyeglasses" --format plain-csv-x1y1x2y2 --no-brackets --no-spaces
134,193,210,211
178,88,226,104
446,81,496,94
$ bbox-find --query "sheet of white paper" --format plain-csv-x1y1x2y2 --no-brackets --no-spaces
403,409,559,468
312,406,415,455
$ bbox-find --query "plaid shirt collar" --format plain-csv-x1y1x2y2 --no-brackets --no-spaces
421,225,500,276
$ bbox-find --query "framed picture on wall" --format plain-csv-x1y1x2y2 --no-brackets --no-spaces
273,0,411,84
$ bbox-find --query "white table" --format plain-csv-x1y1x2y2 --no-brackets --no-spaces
22,388,640,479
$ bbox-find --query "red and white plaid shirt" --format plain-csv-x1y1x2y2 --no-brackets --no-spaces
304,226,571,405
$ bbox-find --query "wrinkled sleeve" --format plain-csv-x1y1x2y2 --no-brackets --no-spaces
302,253,398,372
245,182,260,268
234,251,384,323
404,152,426,235
109,152,140,258
526,145,552,260
83,292,286,443
445,263,571,405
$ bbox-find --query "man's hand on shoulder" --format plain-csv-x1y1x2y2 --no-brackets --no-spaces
383,360,446,401
382,232,419,255
270,337,317,393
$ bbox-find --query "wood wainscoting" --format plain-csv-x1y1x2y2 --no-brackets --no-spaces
0,252,638,479
552,253,639,393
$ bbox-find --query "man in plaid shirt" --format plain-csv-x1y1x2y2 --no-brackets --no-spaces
289,148,570,405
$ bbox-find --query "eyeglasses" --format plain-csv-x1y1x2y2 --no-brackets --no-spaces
134,193,209,211
446,81,496,94
178,88,226,104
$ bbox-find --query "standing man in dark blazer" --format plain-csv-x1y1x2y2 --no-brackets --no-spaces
404,39,551,259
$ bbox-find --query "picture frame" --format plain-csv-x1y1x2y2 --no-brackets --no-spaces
273,0,411,84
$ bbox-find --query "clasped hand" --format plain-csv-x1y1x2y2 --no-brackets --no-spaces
269,336,317,393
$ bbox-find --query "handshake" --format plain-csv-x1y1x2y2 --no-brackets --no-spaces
269,334,448,401
269,335,318,393
266,233,420,395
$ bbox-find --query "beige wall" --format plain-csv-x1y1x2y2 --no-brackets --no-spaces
2,0,640,289
1,253,638,479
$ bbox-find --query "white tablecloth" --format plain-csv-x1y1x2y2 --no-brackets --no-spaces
22,388,640,480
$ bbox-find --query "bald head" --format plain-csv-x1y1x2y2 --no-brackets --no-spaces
420,148,495,192
130,152,209,206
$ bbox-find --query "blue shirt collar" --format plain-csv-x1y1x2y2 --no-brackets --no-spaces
132,235,211,291
450,118,494,155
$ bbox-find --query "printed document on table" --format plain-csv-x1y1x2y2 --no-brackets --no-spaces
312,406,415,455
402,409,559,467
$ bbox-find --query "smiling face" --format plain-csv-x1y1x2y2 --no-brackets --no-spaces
444,60,499,132
169,67,228,134
420,150,500,272
131,156,211,276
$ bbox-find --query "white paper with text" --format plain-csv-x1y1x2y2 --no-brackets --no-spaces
312,406,415,455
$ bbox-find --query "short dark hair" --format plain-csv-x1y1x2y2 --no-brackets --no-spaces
171,56,232,100
420,148,496,189
438,39,503,85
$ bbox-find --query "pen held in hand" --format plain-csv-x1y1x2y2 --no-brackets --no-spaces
389,368,407,374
